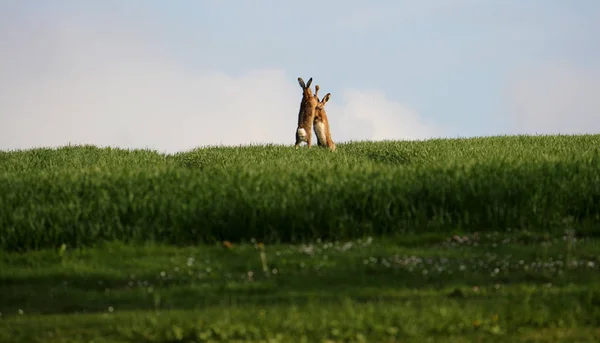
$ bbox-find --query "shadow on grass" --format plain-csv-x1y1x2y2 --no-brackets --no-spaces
2,235,599,317
2,263,599,317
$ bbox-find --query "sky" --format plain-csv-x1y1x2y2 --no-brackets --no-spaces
1,0,599,153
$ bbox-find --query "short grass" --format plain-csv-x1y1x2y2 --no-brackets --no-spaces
2,134,600,252
1,232,599,342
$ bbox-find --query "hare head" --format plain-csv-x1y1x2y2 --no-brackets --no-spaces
317,92,331,109
298,77,314,98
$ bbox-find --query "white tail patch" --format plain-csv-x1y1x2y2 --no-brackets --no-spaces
297,127,307,141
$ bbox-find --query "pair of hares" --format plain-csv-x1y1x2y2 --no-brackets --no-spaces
295,77,336,151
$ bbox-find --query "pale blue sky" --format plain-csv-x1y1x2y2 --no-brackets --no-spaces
1,1,599,152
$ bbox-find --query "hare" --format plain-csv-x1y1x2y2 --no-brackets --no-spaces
295,77,319,149
313,85,336,151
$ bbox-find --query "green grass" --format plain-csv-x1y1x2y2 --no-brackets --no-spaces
2,134,600,341
2,134,600,252
1,233,600,342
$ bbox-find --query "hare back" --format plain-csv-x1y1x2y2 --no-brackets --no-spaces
298,100,317,129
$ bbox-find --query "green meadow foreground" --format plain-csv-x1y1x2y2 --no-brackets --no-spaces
1,134,600,342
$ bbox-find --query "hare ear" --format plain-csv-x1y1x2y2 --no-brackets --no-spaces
298,77,306,89
322,93,331,104
306,77,313,88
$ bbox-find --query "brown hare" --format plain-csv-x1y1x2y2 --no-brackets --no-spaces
313,85,336,151
295,77,318,149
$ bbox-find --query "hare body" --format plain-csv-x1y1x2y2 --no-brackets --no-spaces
295,77,318,148
313,85,336,151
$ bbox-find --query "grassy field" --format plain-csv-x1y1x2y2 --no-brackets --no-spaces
1,134,600,342
1,235,600,342
2,134,600,252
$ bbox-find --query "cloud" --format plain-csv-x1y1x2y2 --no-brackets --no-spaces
504,62,600,135
327,89,443,142
0,6,442,154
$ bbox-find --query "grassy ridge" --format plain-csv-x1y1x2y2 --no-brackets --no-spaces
2,134,600,252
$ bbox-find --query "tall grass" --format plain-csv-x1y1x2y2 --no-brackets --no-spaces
1,134,600,252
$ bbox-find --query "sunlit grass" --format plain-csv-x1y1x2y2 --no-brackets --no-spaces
2,134,600,252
